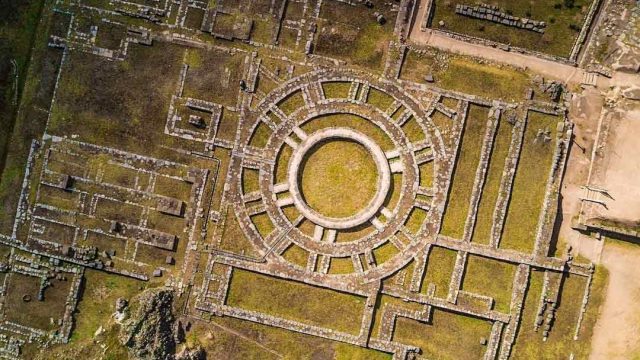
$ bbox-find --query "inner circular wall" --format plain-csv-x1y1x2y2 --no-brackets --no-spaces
287,127,391,230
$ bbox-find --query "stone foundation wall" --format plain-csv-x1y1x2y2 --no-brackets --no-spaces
455,4,546,33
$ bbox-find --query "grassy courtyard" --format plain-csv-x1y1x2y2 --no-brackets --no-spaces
301,139,378,218
471,118,514,244
501,111,560,252
440,105,490,239
226,269,366,334
430,0,595,57
393,309,493,360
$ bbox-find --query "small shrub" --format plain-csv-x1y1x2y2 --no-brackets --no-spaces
569,23,581,31
553,3,562,9
548,16,556,24
564,0,575,8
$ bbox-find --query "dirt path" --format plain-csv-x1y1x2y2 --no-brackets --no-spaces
559,88,605,260
208,319,285,358
590,240,640,359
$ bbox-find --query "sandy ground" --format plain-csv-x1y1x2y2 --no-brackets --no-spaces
563,97,640,359
563,93,640,359
587,104,640,222
590,240,640,359
561,88,606,260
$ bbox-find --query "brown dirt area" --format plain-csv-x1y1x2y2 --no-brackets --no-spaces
590,240,640,359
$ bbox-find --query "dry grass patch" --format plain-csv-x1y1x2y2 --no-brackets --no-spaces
511,268,608,359
282,243,308,268
405,207,428,234
302,113,395,151
218,207,260,257
471,118,514,244
501,111,559,253
373,241,399,265
316,1,395,70
461,255,517,313
277,91,305,115
248,122,272,148
393,309,492,360
440,105,490,239
197,315,390,359
328,257,355,274
300,140,378,218
421,246,457,298
367,87,394,110
250,213,275,239
323,81,351,99
226,269,366,334
5,273,71,331
242,168,260,194
430,0,594,57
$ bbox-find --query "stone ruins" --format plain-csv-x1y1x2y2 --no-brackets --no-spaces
455,4,546,33
0,0,603,358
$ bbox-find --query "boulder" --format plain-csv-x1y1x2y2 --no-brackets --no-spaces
622,86,640,101
119,288,183,360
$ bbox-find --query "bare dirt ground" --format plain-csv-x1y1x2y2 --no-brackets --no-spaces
588,104,640,222
559,91,640,360
560,95,640,359
560,88,605,260
590,240,640,359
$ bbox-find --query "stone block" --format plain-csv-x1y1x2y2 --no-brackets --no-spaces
157,196,184,217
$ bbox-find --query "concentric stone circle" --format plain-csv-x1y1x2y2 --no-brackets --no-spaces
288,127,391,230
231,69,447,282
263,102,419,256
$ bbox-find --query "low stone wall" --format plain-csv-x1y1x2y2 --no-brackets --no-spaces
455,4,546,33
570,0,606,62
420,0,603,64
433,28,577,65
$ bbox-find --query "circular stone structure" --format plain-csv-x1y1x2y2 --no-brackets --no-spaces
230,69,447,282
288,128,391,230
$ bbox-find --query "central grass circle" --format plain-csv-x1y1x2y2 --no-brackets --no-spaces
300,139,379,219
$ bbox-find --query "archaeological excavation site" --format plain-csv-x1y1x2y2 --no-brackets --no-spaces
0,0,639,358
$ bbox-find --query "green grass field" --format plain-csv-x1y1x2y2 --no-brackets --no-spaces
226,269,366,334
300,140,378,218
440,105,490,239
471,118,514,244
431,0,594,57
501,111,560,253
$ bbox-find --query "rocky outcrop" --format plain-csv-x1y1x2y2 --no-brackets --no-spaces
176,346,206,360
119,288,180,360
